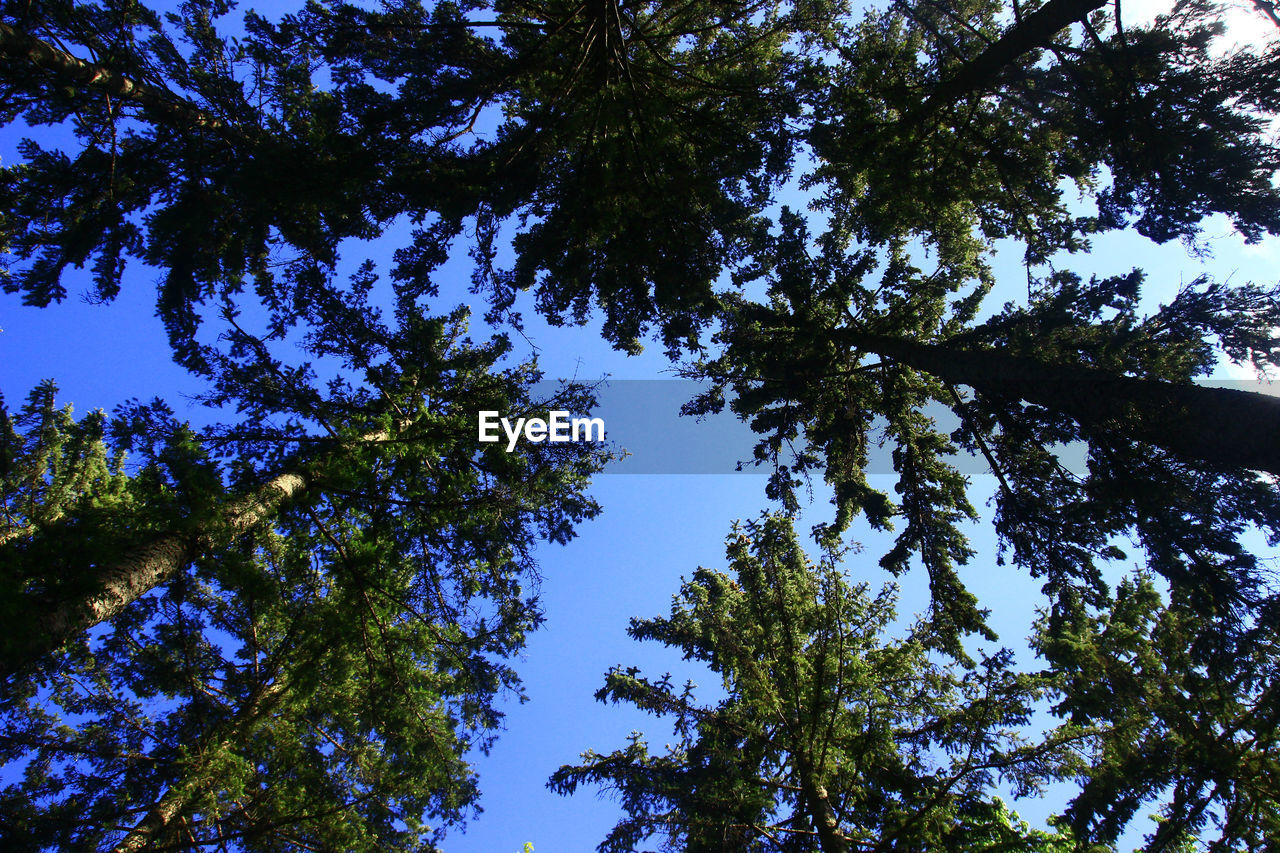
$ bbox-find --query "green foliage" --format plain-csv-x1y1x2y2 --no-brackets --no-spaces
0,0,847,356
485,0,821,354
687,199,1280,652
5,0,1280,849
0,381,219,669
1035,575,1280,852
552,515,1092,852
3,0,1278,358
807,0,1280,267
0,299,613,845
0,380,134,545
0,535,487,850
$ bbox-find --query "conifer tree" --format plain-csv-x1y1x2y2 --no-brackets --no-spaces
1,0,836,356
0,275,612,846
1034,574,1280,851
552,515,1100,853
688,209,1280,647
1,497,526,850
0,290,610,682
5,1,1280,846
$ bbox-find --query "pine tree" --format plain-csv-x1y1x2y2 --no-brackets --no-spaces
6,1,1280,847
1,0,839,358
1,506,525,850
686,208,1280,649
552,515,1096,853
1034,574,1280,851
1,292,610,681
0,380,136,550
0,277,612,845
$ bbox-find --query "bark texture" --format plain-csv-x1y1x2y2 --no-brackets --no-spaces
2,470,310,682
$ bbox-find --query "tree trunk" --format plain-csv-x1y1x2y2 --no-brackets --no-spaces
111,678,289,851
839,330,1280,477
0,417,408,683
794,754,848,853
1251,0,1280,30
919,0,1108,115
1,470,309,683
0,21,228,133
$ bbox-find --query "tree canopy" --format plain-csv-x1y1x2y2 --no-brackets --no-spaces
0,298,612,846
3,0,1280,849
555,516,1274,852
551,514,1109,852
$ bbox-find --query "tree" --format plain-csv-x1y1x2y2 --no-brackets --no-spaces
0,380,136,550
0,273,612,845
1,0,841,359
0,380,194,677
0,0,506,362
685,206,1280,646
1,497,522,850
5,0,1280,847
4,0,1277,355
0,3,630,842
551,514,1097,852
916,0,1110,116
807,0,1280,270
1034,574,1280,852
0,282,611,679
473,0,824,354
0,314,613,850
678,203,1280,847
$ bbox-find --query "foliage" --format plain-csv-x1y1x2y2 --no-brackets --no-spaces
3,0,1278,355
0,380,210,668
0,0,847,357
0,296,613,845
807,0,1280,270
552,515,1097,852
1036,575,1280,852
5,0,1280,849
1,531,490,850
686,202,1280,649
1,380,138,548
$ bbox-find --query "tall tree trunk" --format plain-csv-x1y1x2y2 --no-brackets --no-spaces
918,0,1108,115
794,754,848,853
838,330,1280,477
0,21,228,133
1,469,308,682
1,423,403,682
111,677,289,852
